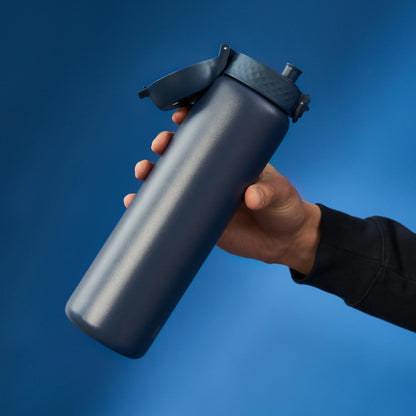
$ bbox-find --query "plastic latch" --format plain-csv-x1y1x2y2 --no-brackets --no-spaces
292,94,311,123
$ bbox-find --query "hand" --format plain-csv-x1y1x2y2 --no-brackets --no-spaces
124,107,321,275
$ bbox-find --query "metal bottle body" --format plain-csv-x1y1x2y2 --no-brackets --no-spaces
65,75,289,358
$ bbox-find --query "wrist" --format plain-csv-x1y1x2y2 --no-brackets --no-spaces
281,202,322,275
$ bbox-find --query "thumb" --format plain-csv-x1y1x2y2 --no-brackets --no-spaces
245,165,294,211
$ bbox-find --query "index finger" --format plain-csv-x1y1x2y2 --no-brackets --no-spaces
172,106,191,125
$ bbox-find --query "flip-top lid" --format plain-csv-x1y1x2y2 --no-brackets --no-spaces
138,44,310,122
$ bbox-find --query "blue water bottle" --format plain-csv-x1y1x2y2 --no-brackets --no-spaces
66,44,310,358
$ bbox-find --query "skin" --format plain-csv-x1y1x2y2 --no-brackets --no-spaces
124,107,322,275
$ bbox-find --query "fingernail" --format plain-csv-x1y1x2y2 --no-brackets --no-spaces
255,187,264,206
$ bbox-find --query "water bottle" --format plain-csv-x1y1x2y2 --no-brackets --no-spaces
65,44,310,358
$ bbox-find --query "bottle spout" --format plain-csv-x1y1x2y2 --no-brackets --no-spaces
282,63,302,83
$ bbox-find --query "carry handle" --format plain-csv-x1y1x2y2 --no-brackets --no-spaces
138,44,231,111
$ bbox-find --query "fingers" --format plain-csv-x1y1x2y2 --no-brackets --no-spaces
123,193,136,208
135,160,155,180
153,107,190,155
124,159,155,207
135,129,173,181
125,109,190,209
172,106,191,125
155,106,191,155
124,159,153,208
245,164,295,211
151,131,174,155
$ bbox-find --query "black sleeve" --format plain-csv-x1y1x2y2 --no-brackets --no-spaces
291,204,416,332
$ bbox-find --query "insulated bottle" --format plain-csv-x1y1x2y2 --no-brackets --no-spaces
65,44,310,358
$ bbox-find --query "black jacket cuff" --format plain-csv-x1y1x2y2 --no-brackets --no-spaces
290,204,383,307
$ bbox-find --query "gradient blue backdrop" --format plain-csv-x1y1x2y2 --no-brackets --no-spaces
2,0,416,415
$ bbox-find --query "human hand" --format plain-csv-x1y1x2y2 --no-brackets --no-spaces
124,107,321,275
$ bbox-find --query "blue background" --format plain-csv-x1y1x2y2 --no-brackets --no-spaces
2,0,416,414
